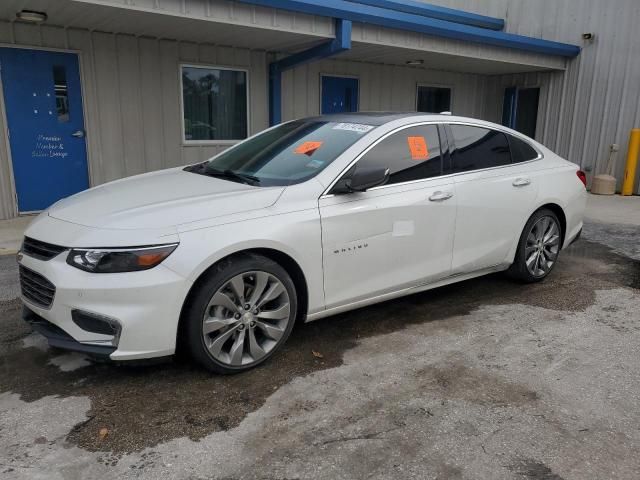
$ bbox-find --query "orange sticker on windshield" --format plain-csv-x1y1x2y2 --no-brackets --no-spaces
295,141,323,156
407,136,429,160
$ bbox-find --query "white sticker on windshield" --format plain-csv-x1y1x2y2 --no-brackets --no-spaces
332,123,374,134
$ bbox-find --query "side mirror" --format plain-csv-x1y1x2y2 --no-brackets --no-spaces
333,166,390,194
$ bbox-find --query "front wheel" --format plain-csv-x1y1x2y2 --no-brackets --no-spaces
184,254,297,374
508,208,562,283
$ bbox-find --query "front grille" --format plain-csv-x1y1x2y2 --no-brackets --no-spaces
22,236,66,261
19,265,56,309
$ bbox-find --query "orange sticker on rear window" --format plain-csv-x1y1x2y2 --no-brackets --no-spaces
294,141,323,156
407,136,429,160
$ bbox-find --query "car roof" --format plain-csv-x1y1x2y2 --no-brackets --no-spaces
301,112,539,144
304,111,449,126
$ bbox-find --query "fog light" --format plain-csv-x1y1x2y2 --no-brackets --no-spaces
71,310,121,345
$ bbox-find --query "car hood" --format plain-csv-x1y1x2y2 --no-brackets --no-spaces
48,167,285,229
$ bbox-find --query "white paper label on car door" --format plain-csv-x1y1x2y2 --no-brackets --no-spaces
332,123,375,134
392,220,415,237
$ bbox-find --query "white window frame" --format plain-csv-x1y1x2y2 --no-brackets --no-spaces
179,63,250,145
415,83,454,114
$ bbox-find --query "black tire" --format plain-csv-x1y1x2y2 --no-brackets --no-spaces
183,253,297,374
507,208,562,283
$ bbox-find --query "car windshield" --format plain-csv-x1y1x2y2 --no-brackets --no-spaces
192,119,376,186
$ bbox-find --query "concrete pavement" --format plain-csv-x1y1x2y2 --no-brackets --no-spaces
0,215,32,255
585,193,640,225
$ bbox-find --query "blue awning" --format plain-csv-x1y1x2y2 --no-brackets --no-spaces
346,0,505,31
237,0,580,58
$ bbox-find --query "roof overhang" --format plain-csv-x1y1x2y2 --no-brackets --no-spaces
0,0,572,74
235,0,580,58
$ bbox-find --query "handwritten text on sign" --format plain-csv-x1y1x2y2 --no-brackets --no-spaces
32,134,69,159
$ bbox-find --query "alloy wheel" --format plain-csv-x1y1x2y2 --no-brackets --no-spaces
525,215,560,277
202,271,291,366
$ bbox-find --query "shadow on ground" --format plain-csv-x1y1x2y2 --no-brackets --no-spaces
0,239,638,454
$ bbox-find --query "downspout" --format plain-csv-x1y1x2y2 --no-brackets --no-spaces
269,18,352,126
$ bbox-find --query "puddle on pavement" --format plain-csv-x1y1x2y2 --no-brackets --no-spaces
0,238,638,454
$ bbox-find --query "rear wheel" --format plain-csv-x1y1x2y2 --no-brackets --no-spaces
184,254,297,374
508,208,562,283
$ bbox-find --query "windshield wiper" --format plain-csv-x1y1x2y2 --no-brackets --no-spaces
204,168,260,185
185,162,260,185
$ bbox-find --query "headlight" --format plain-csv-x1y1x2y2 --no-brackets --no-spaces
66,243,178,273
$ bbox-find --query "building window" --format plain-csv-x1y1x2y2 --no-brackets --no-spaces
416,85,451,113
181,65,248,142
53,65,69,123
502,87,540,138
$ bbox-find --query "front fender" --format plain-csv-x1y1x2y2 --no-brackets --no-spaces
163,209,325,316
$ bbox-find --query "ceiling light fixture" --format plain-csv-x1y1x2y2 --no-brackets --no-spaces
405,59,424,66
16,10,48,23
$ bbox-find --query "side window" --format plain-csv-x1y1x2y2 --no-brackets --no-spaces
449,125,511,173
355,124,443,185
508,135,539,163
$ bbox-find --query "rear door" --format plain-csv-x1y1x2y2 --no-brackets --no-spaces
319,123,457,309
446,124,539,274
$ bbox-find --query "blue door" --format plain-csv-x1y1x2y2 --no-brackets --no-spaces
0,48,89,212
321,76,358,114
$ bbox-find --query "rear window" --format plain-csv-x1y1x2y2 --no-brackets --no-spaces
449,125,511,173
509,135,539,163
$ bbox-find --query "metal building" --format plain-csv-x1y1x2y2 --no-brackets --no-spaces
0,0,638,220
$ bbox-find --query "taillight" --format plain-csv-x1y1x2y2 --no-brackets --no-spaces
576,170,587,187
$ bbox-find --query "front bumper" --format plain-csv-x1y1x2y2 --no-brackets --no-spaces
18,250,192,361
23,306,117,358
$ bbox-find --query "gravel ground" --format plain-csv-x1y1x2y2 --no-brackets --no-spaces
0,222,639,479
0,254,19,301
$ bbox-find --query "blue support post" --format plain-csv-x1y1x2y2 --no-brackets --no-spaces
269,18,352,125
269,65,282,127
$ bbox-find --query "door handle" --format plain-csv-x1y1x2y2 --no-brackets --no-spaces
71,130,85,138
512,177,531,187
429,191,454,202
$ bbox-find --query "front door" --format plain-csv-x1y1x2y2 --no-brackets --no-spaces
319,123,456,309
0,48,89,212
321,76,358,114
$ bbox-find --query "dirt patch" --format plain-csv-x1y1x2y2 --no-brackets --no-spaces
416,361,538,407
509,458,565,479
0,298,29,345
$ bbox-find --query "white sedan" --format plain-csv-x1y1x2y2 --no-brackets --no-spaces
19,113,587,373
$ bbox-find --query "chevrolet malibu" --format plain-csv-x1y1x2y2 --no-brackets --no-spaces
19,113,587,373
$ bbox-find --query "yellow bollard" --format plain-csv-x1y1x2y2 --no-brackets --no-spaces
622,129,640,196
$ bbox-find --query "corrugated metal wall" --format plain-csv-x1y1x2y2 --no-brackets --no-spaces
428,0,640,189
281,58,488,120
0,19,496,220
0,21,269,218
